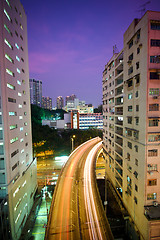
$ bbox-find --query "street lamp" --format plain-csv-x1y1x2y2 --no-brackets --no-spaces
71,135,76,151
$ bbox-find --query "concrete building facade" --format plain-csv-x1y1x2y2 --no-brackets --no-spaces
103,11,160,240
0,0,37,239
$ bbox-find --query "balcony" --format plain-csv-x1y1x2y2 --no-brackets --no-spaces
115,107,123,115
115,116,123,126
115,86,123,96
115,174,123,186
115,78,123,86
115,126,123,136
115,136,123,147
115,97,123,106
115,145,123,157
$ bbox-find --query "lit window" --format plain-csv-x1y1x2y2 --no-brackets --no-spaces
4,9,11,21
147,193,157,200
18,104,22,108
20,138,24,142
19,116,23,120
5,53,13,63
10,125,17,130
10,137,18,144
4,38,12,49
18,92,22,97
6,68,14,76
17,68,20,74
15,43,19,49
128,93,132,99
20,127,23,131
16,56,20,62
25,133,28,136
4,24,12,35
9,111,16,116
7,83,15,90
21,149,24,153
17,80,21,85
6,0,11,8
20,24,23,30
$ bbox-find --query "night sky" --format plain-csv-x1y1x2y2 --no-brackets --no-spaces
21,0,159,107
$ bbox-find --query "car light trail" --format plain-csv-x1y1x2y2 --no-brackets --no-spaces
84,141,103,240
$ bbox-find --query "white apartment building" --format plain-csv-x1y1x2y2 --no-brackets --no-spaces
0,0,37,239
103,11,160,240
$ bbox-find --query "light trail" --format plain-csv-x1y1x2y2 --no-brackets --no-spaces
84,141,103,240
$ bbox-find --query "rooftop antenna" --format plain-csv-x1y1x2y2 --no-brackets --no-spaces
138,1,151,17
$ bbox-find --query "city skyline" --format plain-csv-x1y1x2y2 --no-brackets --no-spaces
21,0,160,107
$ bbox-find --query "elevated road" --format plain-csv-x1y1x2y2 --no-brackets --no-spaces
45,137,113,240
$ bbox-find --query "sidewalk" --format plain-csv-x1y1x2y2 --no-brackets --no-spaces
20,189,52,240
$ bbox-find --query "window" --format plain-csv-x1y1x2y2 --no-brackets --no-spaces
129,39,133,49
148,179,157,186
150,55,160,63
128,106,132,112
136,62,139,69
149,88,159,96
126,129,132,137
135,117,139,125
12,161,19,171
10,137,18,144
6,68,14,76
148,149,158,157
147,193,157,200
137,47,140,54
11,149,19,158
9,111,17,116
148,164,157,171
151,21,160,30
15,31,18,37
128,141,132,149
5,54,13,63
15,18,18,25
135,91,138,98
149,119,158,127
10,125,17,130
151,39,160,47
135,74,140,84
149,104,159,111
7,83,15,90
134,131,139,140
4,38,13,49
16,56,20,62
128,117,132,124
8,98,16,103
4,24,12,36
128,66,133,75
150,72,160,80
136,105,139,111
128,93,132,99
148,134,160,142
135,184,138,192
135,159,138,166
15,43,19,49
128,53,133,61
134,197,138,204
135,145,138,152
4,9,11,22
6,0,11,8
134,171,138,179
127,153,130,161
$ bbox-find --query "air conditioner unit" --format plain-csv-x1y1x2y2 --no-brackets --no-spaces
153,201,158,207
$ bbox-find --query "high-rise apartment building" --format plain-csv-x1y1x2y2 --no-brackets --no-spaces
56,96,64,109
0,0,37,239
29,78,42,107
103,11,160,240
65,94,76,105
42,96,52,110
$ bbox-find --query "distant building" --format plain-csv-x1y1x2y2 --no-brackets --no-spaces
65,94,76,105
42,96,52,110
29,78,42,107
79,113,103,129
56,96,64,109
0,1,37,239
102,11,160,240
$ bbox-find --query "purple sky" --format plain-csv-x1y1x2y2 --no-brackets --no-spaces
21,0,160,107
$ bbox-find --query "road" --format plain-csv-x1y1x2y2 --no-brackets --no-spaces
45,137,113,240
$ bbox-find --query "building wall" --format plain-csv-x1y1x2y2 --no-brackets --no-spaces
103,11,160,240
0,0,37,239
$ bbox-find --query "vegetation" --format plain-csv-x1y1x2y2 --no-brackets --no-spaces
31,104,102,156
94,104,102,113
